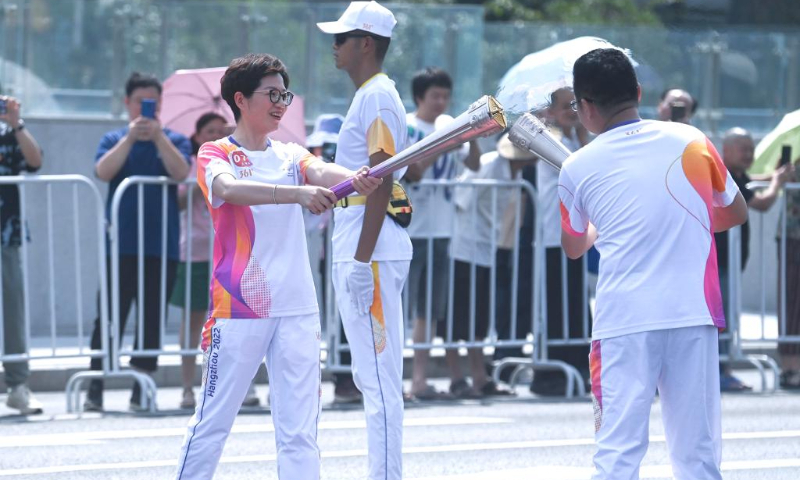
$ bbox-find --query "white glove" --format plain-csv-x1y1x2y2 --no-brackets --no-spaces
345,260,374,315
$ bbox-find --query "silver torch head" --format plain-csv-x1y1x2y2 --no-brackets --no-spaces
508,113,572,171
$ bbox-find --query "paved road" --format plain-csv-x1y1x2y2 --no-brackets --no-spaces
1,376,799,480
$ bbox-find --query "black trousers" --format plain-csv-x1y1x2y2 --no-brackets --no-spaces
493,248,530,360
543,247,591,376
90,255,178,373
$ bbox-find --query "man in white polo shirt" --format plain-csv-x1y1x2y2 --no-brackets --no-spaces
318,2,411,479
560,48,747,480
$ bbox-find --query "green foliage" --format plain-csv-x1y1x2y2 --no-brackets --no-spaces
422,0,668,25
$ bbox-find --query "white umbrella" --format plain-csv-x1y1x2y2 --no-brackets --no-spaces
497,36,636,115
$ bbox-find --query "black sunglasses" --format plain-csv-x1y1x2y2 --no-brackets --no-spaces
252,88,295,106
334,32,375,46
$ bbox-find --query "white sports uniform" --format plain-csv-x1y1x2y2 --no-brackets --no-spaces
332,73,412,480
175,137,323,480
559,120,739,480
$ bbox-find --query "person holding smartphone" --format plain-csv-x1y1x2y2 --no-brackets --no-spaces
0,93,45,415
657,88,697,124
714,128,794,392
84,72,192,412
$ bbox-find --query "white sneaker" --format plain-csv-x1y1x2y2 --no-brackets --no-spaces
242,383,260,407
6,385,44,415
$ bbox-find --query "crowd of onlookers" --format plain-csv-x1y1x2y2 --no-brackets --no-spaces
1,65,799,415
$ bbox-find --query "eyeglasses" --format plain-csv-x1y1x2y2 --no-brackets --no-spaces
570,98,594,112
334,32,374,46
252,89,294,106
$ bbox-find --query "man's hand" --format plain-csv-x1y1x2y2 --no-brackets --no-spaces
296,185,337,214
129,117,161,142
773,162,795,186
351,166,383,196
345,260,374,315
0,96,22,126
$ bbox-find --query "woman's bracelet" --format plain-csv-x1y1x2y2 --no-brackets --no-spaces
272,184,278,205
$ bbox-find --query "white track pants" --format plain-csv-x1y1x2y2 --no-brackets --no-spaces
333,260,410,480
590,325,722,480
175,315,322,480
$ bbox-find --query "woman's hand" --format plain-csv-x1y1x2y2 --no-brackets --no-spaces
351,166,383,196
296,186,337,214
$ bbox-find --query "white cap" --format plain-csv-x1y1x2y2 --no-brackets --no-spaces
316,1,397,38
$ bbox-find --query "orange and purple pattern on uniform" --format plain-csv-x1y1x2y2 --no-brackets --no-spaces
669,138,729,327
197,140,271,325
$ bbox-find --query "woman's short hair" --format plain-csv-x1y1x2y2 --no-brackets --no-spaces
220,53,290,121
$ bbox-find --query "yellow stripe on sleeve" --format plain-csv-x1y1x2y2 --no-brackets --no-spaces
366,117,396,157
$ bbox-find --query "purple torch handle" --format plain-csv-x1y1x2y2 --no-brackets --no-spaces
330,164,394,200
329,95,507,201
330,177,357,200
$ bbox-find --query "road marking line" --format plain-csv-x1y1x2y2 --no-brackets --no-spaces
4,457,799,478
0,416,511,448
2,430,799,476
410,458,800,479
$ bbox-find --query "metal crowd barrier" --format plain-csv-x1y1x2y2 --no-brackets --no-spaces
499,181,794,396
487,178,587,398
0,175,112,412
323,178,587,396
740,181,800,389
67,176,210,413
721,224,779,392
48,174,791,414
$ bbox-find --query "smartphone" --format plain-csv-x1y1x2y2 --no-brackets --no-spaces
780,145,792,167
141,98,156,119
0,99,7,115
670,102,686,122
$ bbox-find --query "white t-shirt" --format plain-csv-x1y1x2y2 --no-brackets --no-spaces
332,73,413,263
197,136,321,319
403,113,469,239
450,151,522,267
538,129,580,248
558,120,739,340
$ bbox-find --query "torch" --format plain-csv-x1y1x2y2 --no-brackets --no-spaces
507,113,572,171
330,95,507,200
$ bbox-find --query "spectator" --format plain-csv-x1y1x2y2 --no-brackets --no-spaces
561,47,746,480
0,94,44,415
167,112,260,410
305,113,363,404
715,128,793,392
449,133,531,398
657,88,698,124
84,72,192,412
492,161,536,374
781,150,800,389
530,88,592,396
403,67,480,401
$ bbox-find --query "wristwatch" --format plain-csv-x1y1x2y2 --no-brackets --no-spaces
13,119,24,132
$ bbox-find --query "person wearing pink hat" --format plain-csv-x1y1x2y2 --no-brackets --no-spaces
318,2,411,479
